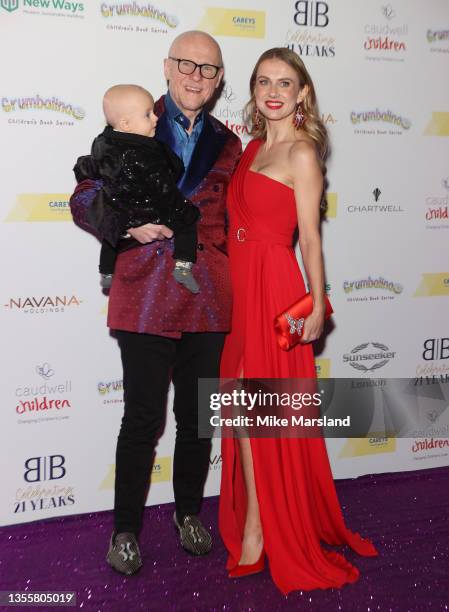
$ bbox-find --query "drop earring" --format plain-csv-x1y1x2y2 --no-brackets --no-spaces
293,103,305,129
253,107,261,129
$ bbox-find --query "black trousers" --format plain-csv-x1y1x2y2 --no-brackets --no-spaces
114,330,225,535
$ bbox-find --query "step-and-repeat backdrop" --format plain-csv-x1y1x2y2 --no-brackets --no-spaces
1,0,448,525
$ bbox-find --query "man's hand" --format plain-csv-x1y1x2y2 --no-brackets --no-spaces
128,224,173,244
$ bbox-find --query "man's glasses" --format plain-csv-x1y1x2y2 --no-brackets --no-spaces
168,57,222,79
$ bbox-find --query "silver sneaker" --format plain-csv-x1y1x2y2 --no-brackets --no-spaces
173,513,212,555
106,532,142,575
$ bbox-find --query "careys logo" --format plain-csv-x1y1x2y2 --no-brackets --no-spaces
5,194,71,222
198,8,265,38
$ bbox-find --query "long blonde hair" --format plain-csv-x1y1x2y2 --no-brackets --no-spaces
244,48,328,170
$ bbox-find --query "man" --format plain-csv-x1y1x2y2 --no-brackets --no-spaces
70,31,241,574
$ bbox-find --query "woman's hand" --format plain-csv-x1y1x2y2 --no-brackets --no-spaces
300,308,325,343
128,223,173,244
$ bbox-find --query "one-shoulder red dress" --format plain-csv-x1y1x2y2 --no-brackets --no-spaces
218,139,378,595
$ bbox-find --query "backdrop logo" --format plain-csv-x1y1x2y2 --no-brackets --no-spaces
315,358,330,378
424,113,449,137
351,109,411,135
14,455,75,514
99,456,172,489
4,295,83,314
286,0,335,58
416,337,449,377
411,438,449,459
427,29,449,54
15,364,72,420
425,181,449,229
414,273,449,297
343,276,403,302
346,187,404,214
98,377,123,405
209,453,222,471
0,0,19,11
339,436,395,458
2,96,85,121
324,192,337,217
100,2,178,28
5,194,71,222
343,342,396,372
363,4,408,61
198,8,265,38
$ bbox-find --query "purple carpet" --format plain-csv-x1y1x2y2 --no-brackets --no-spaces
1,466,449,611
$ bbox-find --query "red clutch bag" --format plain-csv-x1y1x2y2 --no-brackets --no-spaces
274,293,333,351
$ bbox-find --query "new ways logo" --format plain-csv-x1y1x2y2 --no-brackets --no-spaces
199,8,265,38
5,194,71,222
0,0,19,12
1,0,85,15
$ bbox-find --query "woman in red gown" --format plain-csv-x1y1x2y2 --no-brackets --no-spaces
219,48,378,595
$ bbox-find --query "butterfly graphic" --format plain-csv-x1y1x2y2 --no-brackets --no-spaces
285,314,305,336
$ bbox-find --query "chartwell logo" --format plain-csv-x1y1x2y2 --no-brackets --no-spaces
0,0,19,11
198,8,265,39
5,194,71,222
286,1,335,58
343,276,403,302
14,455,75,514
351,109,411,136
343,342,396,372
363,4,408,62
4,295,83,314
345,187,404,214
15,364,72,419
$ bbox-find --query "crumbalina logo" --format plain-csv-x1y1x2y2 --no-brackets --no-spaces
351,109,411,135
343,276,403,302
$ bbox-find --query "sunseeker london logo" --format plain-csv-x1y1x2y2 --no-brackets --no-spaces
1,0,85,17
2,95,85,127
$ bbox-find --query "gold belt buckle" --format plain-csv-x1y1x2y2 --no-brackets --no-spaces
236,227,246,242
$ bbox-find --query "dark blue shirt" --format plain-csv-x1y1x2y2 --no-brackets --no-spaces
164,91,204,174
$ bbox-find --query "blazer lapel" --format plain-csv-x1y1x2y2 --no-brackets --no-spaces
179,115,227,196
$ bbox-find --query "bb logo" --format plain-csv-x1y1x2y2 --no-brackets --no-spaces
294,1,329,27
0,0,19,12
24,455,66,482
422,338,449,361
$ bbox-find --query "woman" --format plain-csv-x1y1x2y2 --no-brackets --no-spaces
218,48,378,595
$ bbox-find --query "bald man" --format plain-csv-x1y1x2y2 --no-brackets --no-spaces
70,31,241,575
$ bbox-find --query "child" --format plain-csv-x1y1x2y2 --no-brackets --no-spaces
73,84,200,293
